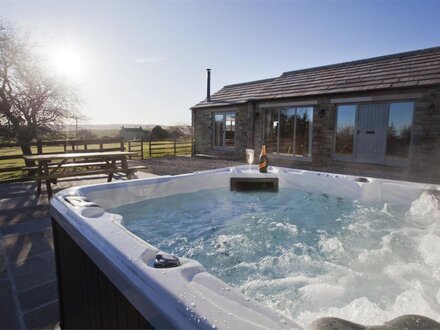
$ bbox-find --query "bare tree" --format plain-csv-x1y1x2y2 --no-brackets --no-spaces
0,22,80,164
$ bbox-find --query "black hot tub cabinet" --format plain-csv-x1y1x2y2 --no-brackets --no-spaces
50,165,439,329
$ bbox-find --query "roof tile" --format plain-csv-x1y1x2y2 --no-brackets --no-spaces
192,46,440,108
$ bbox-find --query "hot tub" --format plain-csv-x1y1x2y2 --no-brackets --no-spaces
50,166,440,329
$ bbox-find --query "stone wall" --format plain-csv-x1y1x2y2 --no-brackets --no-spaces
192,104,249,158
193,86,440,183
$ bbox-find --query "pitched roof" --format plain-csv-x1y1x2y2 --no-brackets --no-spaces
193,78,276,108
192,46,440,109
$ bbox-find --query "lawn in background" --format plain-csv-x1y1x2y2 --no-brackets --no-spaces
0,140,191,181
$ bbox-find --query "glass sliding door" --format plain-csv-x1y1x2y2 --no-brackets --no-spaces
279,109,295,154
295,107,313,158
264,107,313,159
335,105,357,159
386,102,414,161
264,110,279,154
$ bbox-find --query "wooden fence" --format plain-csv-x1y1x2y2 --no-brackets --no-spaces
0,138,192,181
127,139,192,159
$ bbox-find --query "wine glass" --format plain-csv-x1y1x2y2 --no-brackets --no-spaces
245,149,254,166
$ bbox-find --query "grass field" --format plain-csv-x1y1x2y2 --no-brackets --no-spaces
0,140,191,181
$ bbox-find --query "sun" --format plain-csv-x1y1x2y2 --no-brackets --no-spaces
50,47,83,79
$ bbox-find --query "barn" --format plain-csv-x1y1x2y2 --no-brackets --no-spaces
191,47,440,183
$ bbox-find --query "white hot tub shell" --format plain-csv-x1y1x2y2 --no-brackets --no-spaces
49,166,439,329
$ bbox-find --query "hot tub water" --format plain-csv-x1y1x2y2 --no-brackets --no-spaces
109,188,440,328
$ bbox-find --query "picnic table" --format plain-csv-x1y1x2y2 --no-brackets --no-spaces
23,151,144,198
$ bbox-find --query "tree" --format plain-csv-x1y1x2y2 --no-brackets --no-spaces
77,129,97,140
151,125,169,140
0,22,80,165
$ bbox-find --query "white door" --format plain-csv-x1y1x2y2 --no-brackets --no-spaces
355,104,388,164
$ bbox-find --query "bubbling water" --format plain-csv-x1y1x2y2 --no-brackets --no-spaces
110,189,440,328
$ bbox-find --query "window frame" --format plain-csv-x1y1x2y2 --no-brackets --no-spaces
332,104,359,163
263,106,314,161
332,100,415,166
211,112,236,150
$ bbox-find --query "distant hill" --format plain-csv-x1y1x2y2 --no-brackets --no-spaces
64,124,192,140
65,124,165,130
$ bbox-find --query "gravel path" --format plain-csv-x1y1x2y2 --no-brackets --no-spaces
131,156,246,176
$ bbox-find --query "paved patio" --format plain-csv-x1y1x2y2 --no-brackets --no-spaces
0,172,157,329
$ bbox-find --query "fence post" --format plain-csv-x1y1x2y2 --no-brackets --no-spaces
129,141,133,160
174,139,177,156
149,140,152,157
37,140,43,154
141,140,144,159
119,137,125,151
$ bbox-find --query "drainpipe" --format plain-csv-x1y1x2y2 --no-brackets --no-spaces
206,69,211,102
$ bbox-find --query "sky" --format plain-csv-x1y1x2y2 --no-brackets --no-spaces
1,0,440,126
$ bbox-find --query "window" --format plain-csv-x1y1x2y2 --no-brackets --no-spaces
213,113,235,148
335,105,356,157
386,102,414,160
264,107,313,159
333,101,414,164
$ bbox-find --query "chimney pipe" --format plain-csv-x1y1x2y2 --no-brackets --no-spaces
206,68,211,102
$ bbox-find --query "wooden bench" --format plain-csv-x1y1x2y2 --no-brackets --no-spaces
22,161,120,171
22,151,146,198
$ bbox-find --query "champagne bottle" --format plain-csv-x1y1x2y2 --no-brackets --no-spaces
258,144,268,173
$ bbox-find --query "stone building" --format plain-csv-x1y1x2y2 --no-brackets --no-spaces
119,126,148,142
191,47,440,183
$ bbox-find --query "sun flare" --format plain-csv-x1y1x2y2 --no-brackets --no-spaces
50,47,83,79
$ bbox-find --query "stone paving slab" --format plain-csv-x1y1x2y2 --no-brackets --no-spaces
1,217,51,236
3,228,53,264
18,280,58,313
0,279,22,329
0,247,6,280
10,252,56,293
0,171,158,329
23,300,59,330
0,206,49,228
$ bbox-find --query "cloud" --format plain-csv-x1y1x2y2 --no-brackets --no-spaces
134,57,165,64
